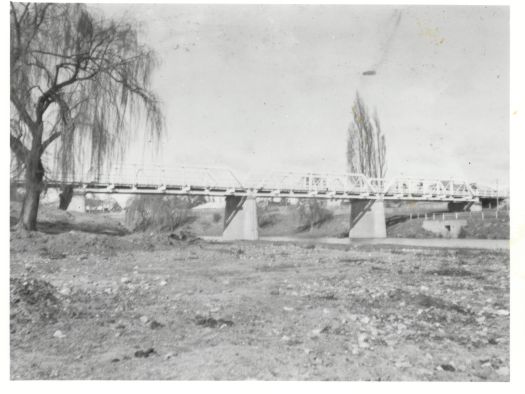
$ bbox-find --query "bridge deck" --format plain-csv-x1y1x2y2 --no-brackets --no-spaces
11,165,508,202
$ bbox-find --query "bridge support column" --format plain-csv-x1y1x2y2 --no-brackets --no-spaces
349,199,386,239
222,195,258,241
67,192,86,213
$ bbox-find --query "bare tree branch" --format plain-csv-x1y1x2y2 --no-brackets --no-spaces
10,2,164,230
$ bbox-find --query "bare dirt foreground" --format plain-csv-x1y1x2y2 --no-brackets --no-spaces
10,229,509,380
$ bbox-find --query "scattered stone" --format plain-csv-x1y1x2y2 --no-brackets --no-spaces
134,348,156,358
147,320,164,329
357,333,369,348
440,364,456,372
195,315,233,328
159,280,168,287
120,277,132,284
139,315,149,324
320,325,331,334
53,330,66,339
283,306,294,312
361,316,370,324
59,287,71,296
110,358,120,363
310,328,322,338
395,360,411,369
164,352,177,360
496,366,509,376
495,309,509,316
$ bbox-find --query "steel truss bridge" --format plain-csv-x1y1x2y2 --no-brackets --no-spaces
15,165,508,203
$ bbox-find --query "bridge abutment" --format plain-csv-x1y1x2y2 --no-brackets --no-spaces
67,192,86,213
349,199,386,239
222,195,258,240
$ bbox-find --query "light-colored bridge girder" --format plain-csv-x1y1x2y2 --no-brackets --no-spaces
12,165,508,202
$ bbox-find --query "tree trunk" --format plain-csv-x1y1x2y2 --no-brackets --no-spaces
58,185,74,210
18,153,44,231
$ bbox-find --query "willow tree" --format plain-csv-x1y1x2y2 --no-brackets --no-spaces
346,92,386,178
10,3,163,230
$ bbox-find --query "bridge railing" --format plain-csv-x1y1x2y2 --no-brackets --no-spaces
473,184,509,198
246,171,375,195
380,178,476,199
13,164,509,200
52,164,244,190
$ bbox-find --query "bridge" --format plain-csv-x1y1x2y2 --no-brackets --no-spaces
12,164,509,240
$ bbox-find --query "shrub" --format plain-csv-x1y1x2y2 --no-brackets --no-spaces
257,203,279,228
297,199,333,232
125,195,198,232
212,212,222,223
10,183,25,202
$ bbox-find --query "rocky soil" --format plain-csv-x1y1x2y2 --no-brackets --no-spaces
10,228,509,380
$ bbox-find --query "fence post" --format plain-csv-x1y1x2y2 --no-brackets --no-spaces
482,212,484,220
496,210,498,219
424,213,427,220
410,213,412,220
455,212,458,220
442,213,445,221
432,213,435,220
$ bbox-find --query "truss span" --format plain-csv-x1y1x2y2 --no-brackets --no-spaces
11,165,508,202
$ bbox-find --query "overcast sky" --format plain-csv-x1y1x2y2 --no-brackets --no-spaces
93,4,509,186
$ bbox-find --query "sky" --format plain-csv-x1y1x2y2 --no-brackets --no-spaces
92,4,509,187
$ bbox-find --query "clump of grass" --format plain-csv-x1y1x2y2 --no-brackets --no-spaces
125,195,201,232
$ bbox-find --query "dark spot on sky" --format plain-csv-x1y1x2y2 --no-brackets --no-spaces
362,70,376,76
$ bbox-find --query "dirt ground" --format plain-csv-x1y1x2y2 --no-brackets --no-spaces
10,220,509,380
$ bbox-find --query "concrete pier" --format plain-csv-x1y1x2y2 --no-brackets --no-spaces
222,195,258,240
67,193,86,213
349,199,387,238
